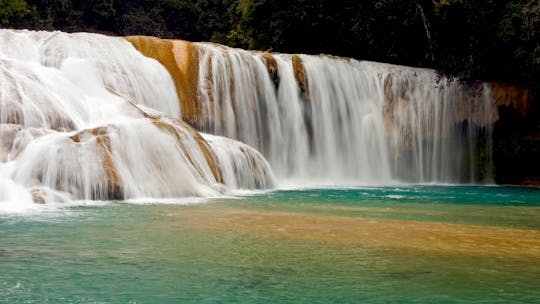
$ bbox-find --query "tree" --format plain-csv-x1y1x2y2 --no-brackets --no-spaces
0,0,31,26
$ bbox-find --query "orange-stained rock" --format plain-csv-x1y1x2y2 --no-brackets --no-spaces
70,127,124,200
125,36,201,127
261,52,279,88
383,74,534,132
151,118,223,184
487,82,532,117
459,81,533,125
292,55,309,100
105,86,224,183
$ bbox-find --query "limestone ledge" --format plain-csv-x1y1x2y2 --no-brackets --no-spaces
126,36,201,127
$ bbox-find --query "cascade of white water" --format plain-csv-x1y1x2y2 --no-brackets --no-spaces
385,74,494,182
0,27,496,210
0,30,275,209
203,134,276,190
0,30,181,117
195,43,494,184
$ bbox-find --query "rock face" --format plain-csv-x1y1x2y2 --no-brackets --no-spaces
126,36,201,126
488,83,539,185
488,82,532,117
291,55,309,101
261,52,280,89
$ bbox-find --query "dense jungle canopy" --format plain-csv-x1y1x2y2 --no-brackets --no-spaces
0,0,539,91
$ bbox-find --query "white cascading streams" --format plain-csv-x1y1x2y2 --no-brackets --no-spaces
196,43,494,184
203,134,275,190
0,30,275,210
1,29,181,117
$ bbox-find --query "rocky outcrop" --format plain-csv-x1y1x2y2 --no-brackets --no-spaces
261,53,280,89
0,124,52,162
383,73,534,132
488,82,532,118
150,118,224,184
202,134,276,189
30,188,46,204
292,55,309,100
490,84,539,185
126,36,201,126
70,127,124,200
111,92,224,184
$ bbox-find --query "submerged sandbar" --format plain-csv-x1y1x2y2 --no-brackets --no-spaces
173,204,540,259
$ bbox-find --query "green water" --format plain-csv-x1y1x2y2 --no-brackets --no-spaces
243,186,540,229
1,186,539,303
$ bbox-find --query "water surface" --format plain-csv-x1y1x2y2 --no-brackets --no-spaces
1,186,539,303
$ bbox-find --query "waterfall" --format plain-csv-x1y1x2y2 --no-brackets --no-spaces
0,30,181,118
0,30,274,208
0,29,499,209
195,43,494,184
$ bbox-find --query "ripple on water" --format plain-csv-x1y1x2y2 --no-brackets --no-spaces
0,186,538,303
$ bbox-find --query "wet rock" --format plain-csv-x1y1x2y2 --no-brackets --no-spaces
70,127,124,200
292,55,309,100
126,36,202,128
151,118,224,184
30,188,45,204
261,53,280,89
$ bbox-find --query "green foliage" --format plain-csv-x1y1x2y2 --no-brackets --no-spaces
0,0,30,26
428,0,538,90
